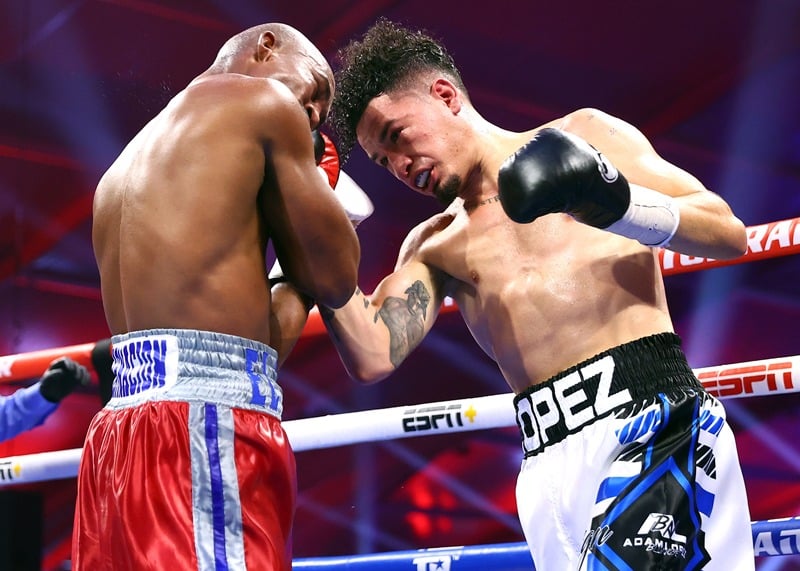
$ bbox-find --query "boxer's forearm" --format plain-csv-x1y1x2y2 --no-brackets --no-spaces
319,287,396,384
556,108,747,260
269,281,314,368
656,190,747,260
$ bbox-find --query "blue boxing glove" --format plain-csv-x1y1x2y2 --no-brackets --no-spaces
498,128,679,247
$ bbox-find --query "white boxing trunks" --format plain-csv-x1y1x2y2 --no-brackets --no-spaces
73,329,295,571
514,333,754,570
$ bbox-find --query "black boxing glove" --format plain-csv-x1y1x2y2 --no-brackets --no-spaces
498,128,679,247
39,357,91,403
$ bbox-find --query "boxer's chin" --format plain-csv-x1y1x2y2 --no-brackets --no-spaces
434,175,461,207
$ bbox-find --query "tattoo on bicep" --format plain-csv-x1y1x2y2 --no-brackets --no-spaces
374,280,431,368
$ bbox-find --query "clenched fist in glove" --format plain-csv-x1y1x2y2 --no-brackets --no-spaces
269,131,374,287
311,130,374,227
39,357,91,403
498,128,680,248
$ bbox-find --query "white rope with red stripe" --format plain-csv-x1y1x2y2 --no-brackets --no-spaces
0,353,797,487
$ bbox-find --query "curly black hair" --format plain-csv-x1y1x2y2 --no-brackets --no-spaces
330,18,466,163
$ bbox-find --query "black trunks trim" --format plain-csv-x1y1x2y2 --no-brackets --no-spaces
513,333,703,457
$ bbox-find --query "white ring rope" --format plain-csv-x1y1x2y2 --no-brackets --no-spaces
0,353,797,487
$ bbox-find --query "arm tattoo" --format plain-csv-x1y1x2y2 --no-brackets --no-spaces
374,280,431,368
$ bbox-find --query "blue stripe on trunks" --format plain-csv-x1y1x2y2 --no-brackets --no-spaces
190,403,246,570
204,404,228,570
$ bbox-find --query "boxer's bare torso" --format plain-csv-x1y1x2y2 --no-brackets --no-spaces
412,195,671,394
94,76,278,343
326,104,744,394
94,70,358,351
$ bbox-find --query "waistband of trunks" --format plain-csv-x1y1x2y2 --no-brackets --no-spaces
513,332,702,457
107,329,282,418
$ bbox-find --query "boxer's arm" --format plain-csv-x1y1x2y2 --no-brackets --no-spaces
269,280,313,368
321,259,447,384
268,161,374,368
257,87,359,308
560,108,747,259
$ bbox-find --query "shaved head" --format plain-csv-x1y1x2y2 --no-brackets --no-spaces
212,23,327,72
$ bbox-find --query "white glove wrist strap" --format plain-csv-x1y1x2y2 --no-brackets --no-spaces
604,184,680,248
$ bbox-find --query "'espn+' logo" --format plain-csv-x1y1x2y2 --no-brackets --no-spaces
697,360,795,399
0,460,21,482
401,403,477,433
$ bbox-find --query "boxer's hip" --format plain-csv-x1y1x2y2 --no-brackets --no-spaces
514,332,703,457
107,328,283,419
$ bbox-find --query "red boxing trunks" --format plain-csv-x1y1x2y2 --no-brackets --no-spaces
513,333,754,570
72,329,295,571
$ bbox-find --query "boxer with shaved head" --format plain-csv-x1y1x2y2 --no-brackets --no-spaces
78,23,359,570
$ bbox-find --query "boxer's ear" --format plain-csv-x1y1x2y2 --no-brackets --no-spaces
256,31,276,61
431,78,461,115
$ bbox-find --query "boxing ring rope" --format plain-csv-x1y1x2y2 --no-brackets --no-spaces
1,215,798,377
0,341,100,385
1,353,798,486
1,215,798,565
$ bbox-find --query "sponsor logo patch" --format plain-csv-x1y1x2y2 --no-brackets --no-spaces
402,404,476,433
621,513,687,559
